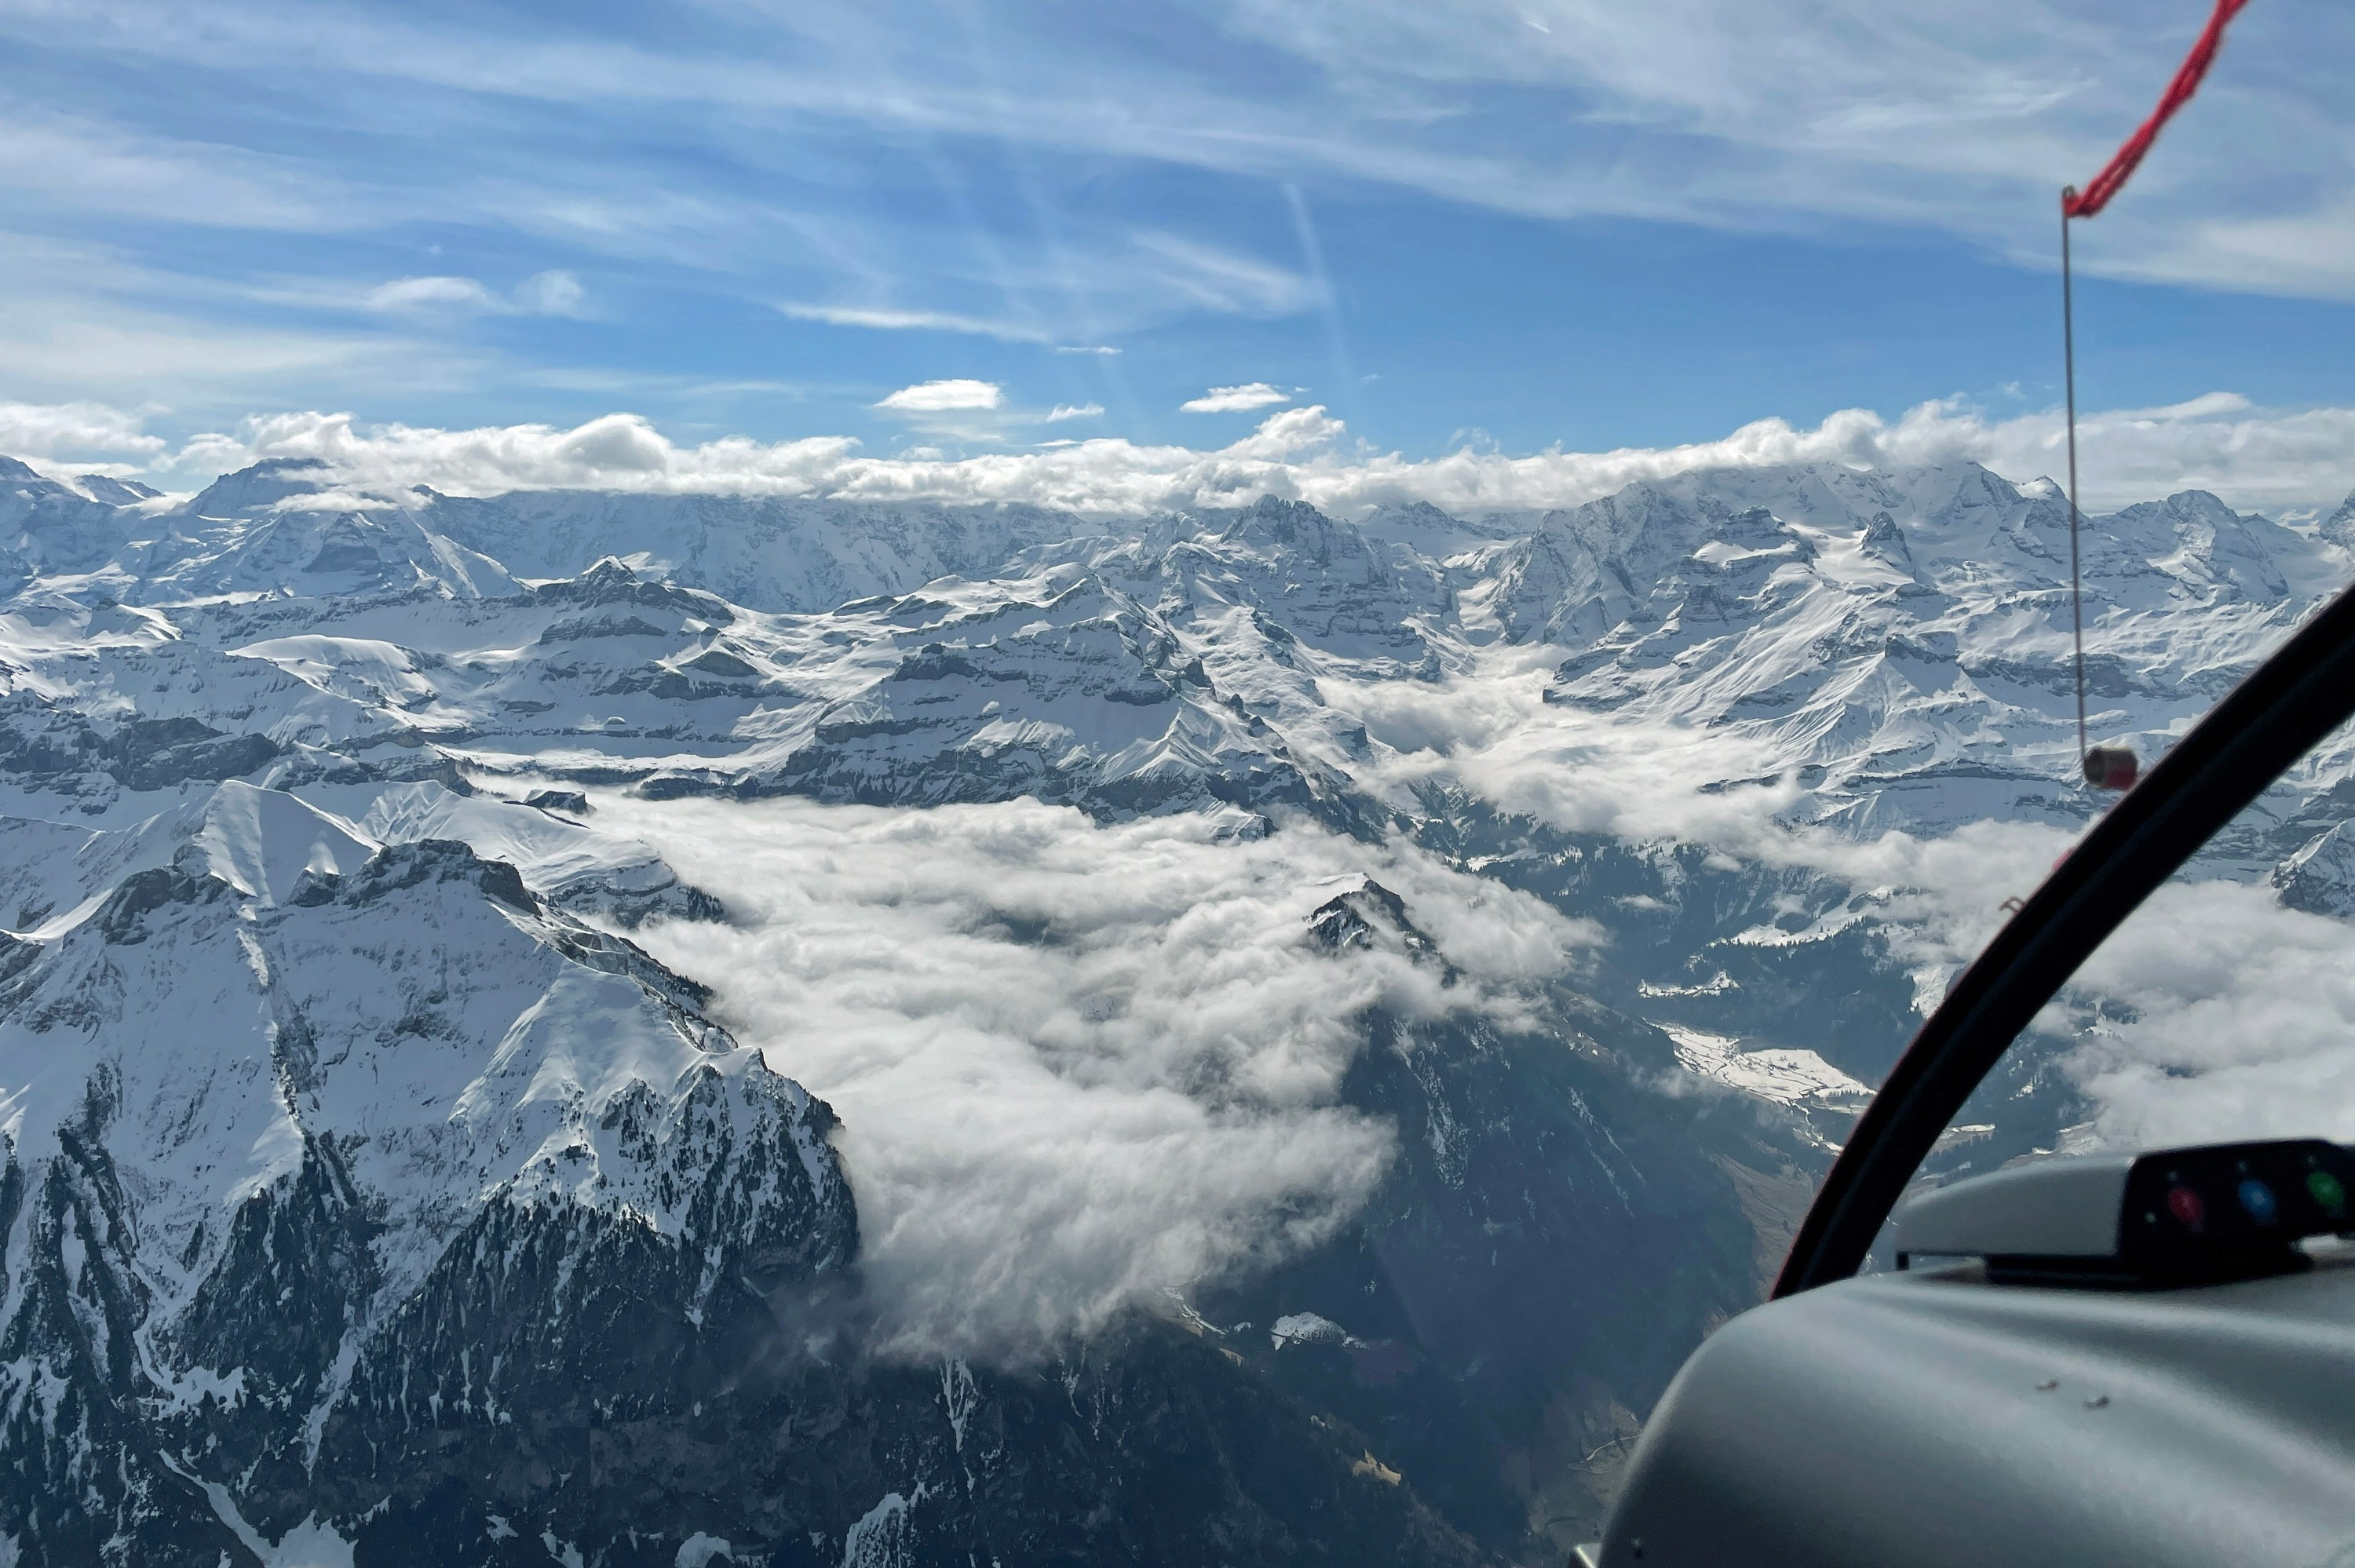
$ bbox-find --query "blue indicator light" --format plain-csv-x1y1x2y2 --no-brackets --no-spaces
2238,1178,2278,1223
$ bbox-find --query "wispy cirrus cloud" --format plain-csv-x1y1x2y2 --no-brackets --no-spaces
366,271,586,316
1,0,2343,459
7,0,2341,296
367,276,499,312
0,105,358,232
780,301,1057,344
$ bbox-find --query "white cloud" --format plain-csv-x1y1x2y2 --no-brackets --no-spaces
0,107,354,232
874,378,1005,413
598,793,1589,1361
586,651,2346,1358
1181,383,1291,414
1055,345,1122,356
1204,1,2355,298
0,232,469,418
2061,881,2355,1150
0,399,166,461
1046,402,1103,422
1130,232,1324,316
115,391,2355,517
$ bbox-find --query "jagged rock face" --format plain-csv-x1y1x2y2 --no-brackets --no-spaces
0,550,1333,826
0,827,857,1564
1195,884,1773,1551
2324,494,2355,554
2276,819,2355,917
1306,881,1442,961
304,1307,1489,1568
0,458,150,574
698,570,1334,821
1156,495,1447,670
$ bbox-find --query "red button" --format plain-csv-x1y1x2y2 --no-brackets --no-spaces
2167,1185,2205,1227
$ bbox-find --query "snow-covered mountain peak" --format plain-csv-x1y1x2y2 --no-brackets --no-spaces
71,474,161,506
1456,460,2351,826
2324,492,2355,553
186,458,341,519
531,553,736,619
1305,877,1443,966
177,779,374,905
0,800,854,1548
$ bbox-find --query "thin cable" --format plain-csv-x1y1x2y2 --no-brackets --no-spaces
2064,0,2254,219
2062,195,2087,760
2054,0,2255,767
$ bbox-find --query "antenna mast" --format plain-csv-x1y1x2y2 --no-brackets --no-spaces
2055,0,2253,792
2062,195,2089,764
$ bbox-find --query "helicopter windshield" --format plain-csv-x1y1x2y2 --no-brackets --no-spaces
1880,603,2355,1267
1918,723,2355,1186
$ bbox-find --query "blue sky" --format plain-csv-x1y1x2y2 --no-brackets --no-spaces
2,0,2351,505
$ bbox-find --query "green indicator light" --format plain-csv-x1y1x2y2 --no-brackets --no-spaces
2307,1171,2346,1213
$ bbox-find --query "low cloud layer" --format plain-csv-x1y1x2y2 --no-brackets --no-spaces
17,390,2355,516
1338,651,2355,1160
2063,881,2355,1150
592,658,2353,1365
1334,649,2067,994
600,793,1590,1362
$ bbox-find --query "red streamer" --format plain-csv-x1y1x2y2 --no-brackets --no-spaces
2063,0,2254,219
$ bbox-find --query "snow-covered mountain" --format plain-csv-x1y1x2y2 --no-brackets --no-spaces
1469,463,2339,829
3,450,2350,1566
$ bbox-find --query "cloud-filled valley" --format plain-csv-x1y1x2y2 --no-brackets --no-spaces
604,793,1590,1359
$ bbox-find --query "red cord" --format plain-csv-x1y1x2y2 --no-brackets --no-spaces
2063,0,2255,219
